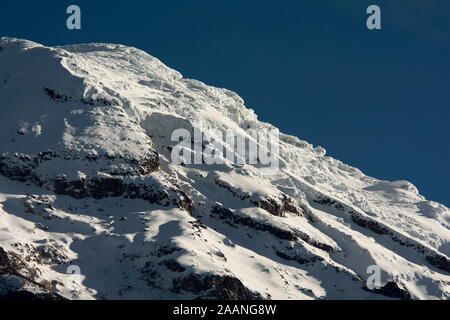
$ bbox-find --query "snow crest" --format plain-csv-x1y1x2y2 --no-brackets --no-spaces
0,37,449,300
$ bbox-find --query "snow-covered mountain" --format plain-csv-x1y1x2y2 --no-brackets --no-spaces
0,37,448,300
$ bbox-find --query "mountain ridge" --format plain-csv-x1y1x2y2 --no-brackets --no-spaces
0,37,449,300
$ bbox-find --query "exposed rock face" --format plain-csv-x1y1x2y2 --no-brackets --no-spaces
53,174,164,201
0,154,42,185
0,247,36,281
0,290,66,301
0,148,162,204
0,248,10,268
255,195,300,217
210,204,333,253
161,259,186,273
177,190,194,215
0,149,194,213
214,178,301,218
173,274,262,300
0,247,57,299
274,249,322,265
314,195,450,274
371,282,412,300
211,205,298,241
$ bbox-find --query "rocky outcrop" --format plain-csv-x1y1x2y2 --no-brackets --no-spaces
44,87,119,107
314,195,450,274
172,273,262,300
211,205,333,252
0,247,38,282
0,151,195,213
350,211,450,273
215,179,301,218
253,195,300,217
161,259,186,273
274,249,322,265
369,281,412,300
211,205,297,241
0,154,42,185
0,247,56,298
177,190,194,215
313,196,345,212
0,290,67,301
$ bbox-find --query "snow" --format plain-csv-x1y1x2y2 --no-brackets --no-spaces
0,37,449,300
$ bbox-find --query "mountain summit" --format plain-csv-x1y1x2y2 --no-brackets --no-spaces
0,38,448,300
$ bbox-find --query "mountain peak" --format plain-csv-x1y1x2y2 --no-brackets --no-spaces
0,38,449,300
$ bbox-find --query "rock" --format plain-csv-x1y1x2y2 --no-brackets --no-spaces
0,290,67,301
211,205,297,241
162,259,186,273
257,197,284,217
177,190,194,214
173,273,262,300
43,87,72,103
0,247,10,268
254,195,300,217
37,245,69,265
372,281,412,300
211,205,333,252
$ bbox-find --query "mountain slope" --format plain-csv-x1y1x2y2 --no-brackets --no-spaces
0,37,449,300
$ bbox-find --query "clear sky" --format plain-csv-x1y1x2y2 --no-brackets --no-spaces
1,0,449,206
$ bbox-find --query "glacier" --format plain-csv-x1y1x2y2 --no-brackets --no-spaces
0,37,448,300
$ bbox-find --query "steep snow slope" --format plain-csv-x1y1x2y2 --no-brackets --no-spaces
0,37,449,300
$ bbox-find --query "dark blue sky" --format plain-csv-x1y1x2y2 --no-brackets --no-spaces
1,0,449,205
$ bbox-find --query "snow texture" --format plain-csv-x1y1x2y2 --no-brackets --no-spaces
0,38,449,300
